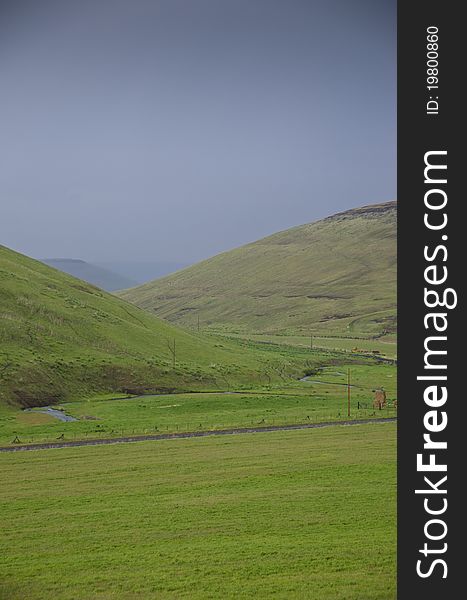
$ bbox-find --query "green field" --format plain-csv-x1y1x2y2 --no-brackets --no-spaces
0,423,396,600
0,362,397,446
119,202,396,338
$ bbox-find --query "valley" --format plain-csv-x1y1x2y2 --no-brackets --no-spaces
0,201,397,599
0,360,396,447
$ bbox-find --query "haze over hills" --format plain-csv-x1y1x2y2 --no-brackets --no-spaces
41,259,191,291
94,261,190,286
41,258,137,292
0,246,302,409
119,202,397,338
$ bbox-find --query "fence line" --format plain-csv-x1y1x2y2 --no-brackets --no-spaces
5,406,397,446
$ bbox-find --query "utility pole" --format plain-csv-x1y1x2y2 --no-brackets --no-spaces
310,333,313,350
197,314,200,333
167,339,176,368
347,368,351,417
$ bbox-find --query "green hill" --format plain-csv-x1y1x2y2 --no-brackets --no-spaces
119,202,397,338
0,246,306,409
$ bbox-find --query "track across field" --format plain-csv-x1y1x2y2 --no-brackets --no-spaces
0,417,396,452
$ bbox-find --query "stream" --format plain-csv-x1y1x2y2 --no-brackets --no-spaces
24,407,77,422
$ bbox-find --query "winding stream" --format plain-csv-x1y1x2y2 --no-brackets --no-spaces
24,407,77,422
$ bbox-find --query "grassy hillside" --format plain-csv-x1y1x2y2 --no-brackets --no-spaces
119,202,396,338
0,246,312,410
41,258,136,291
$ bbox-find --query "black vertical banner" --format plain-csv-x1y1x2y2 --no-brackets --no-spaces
398,2,463,598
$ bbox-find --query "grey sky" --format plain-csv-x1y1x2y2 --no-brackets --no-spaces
0,0,395,263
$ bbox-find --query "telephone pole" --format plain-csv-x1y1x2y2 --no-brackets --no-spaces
310,333,313,350
347,368,351,417
167,339,176,368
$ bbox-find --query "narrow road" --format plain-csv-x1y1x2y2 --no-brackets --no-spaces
300,377,359,387
0,417,396,453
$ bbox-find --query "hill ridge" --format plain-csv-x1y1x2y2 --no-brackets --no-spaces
323,200,396,221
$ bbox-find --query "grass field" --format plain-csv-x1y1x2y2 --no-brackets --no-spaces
0,423,396,599
119,202,396,338
0,362,397,446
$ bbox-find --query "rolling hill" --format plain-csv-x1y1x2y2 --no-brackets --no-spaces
118,202,397,338
0,246,305,409
41,258,137,291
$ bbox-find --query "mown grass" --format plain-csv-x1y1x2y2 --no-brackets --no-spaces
0,362,397,446
0,423,396,599
119,202,396,338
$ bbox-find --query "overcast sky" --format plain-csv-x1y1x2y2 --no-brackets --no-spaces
0,0,395,263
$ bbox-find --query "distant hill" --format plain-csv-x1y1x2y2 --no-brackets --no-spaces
118,202,396,338
94,261,190,285
41,259,137,291
0,246,299,409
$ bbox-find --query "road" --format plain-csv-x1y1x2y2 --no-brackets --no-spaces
0,417,396,453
